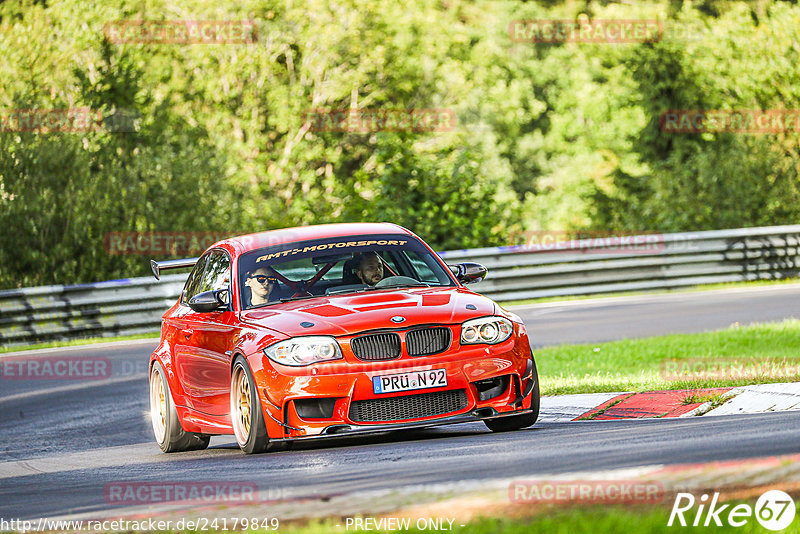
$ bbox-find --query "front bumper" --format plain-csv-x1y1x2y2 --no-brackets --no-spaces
254,327,534,439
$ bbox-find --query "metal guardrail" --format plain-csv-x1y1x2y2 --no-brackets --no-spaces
1,225,799,348
438,225,800,302
0,274,186,348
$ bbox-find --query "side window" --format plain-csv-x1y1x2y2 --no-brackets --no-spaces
198,251,231,293
407,251,447,283
181,255,208,305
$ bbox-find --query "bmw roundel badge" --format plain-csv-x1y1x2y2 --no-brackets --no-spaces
391,316,406,323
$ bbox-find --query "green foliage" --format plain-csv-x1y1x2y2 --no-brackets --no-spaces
1,0,799,288
337,138,520,250
592,2,800,231
0,12,241,287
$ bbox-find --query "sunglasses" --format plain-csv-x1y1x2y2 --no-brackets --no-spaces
250,275,278,285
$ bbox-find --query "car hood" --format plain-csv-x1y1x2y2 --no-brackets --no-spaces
239,287,497,337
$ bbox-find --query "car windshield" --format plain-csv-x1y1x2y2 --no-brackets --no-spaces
239,233,456,308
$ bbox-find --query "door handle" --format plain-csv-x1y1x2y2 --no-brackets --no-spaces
181,328,193,338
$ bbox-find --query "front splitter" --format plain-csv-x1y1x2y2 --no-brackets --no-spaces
269,408,536,443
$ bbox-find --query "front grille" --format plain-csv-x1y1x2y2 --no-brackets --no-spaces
351,333,401,361
406,327,451,356
349,389,468,422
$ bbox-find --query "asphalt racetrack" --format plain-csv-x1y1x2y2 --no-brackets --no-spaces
514,283,800,347
1,285,799,520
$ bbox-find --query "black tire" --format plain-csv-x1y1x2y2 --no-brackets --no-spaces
150,361,210,453
483,357,540,432
230,357,272,454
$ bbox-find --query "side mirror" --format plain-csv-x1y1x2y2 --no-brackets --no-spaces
188,289,230,313
449,262,488,284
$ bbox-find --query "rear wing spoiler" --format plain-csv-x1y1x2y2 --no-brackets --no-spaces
150,257,199,280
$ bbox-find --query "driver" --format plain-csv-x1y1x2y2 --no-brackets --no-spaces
353,252,384,286
245,267,278,306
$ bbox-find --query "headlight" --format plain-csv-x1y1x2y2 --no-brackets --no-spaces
264,336,343,366
460,317,513,345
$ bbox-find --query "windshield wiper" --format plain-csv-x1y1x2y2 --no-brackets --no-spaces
247,294,320,308
326,282,441,297
354,282,432,292
279,294,322,303
327,287,365,295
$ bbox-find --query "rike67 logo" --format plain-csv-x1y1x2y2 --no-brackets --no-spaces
668,490,796,530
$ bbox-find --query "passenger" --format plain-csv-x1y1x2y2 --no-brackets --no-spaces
353,252,384,286
245,267,278,306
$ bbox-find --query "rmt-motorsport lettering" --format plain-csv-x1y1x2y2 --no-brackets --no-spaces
256,239,407,263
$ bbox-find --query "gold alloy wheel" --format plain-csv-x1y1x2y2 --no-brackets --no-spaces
150,367,167,443
231,365,252,445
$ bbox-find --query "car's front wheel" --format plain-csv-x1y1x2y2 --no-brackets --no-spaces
230,357,273,454
483,357,540,432
150,361,210,452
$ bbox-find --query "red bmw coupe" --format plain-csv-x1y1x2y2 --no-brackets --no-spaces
149,223,539,454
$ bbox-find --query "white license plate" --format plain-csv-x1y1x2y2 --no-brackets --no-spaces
372,368,447,394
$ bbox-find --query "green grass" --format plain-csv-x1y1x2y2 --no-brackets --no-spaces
454,506,799,534
501,277,800,307
0,332,158,354
199,502,799,534
536,319,800,395
680,391,729,407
